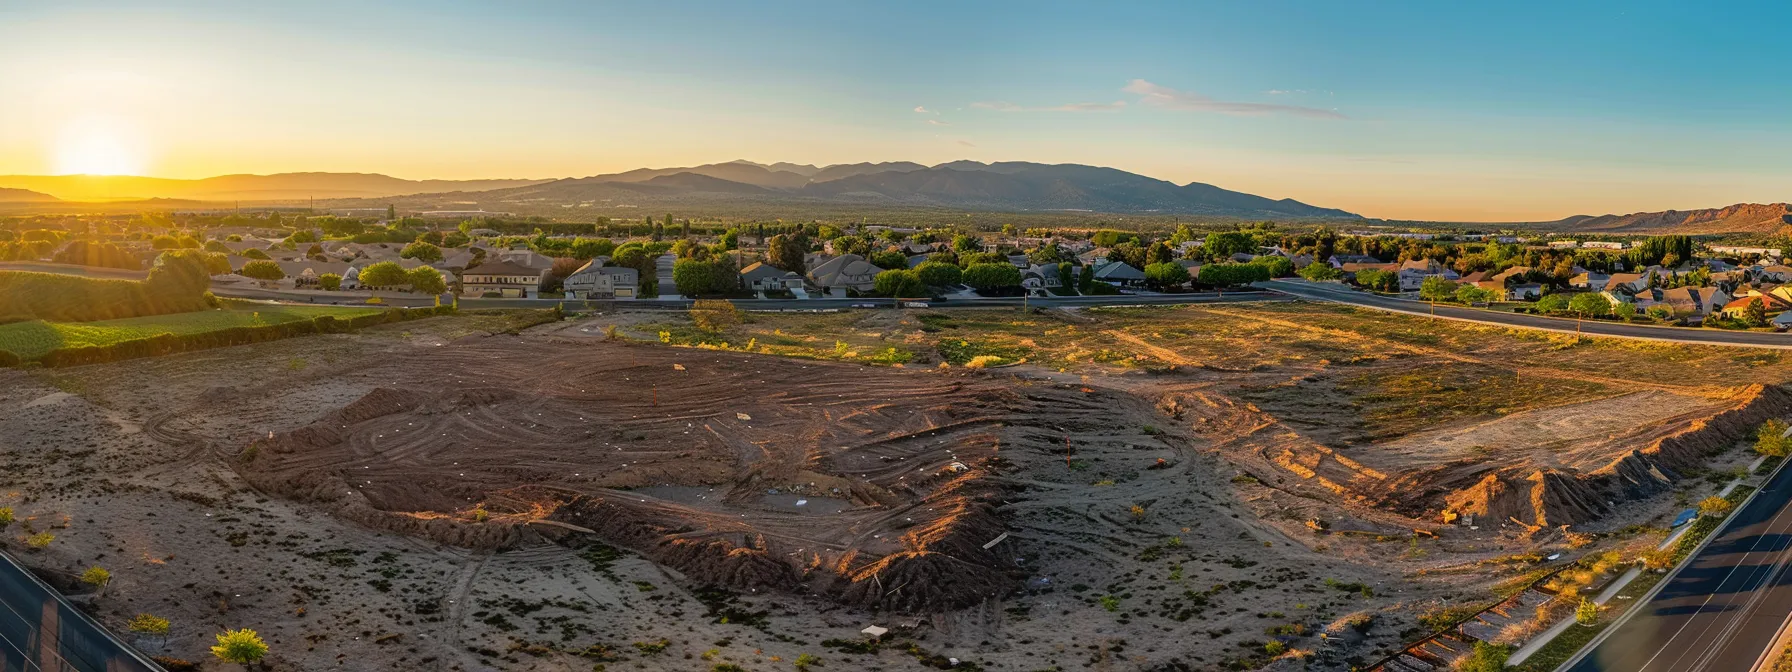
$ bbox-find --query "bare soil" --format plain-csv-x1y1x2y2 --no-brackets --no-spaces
1,303,1784,671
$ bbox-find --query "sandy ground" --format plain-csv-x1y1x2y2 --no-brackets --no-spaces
0,305,1780,671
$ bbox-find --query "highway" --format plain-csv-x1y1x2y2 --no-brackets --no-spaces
1561,459,1792,672
1263,279,1792,349
0,551,160,671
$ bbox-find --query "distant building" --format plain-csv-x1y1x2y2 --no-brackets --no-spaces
563,260,638,299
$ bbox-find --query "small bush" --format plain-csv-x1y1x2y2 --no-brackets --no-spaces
25,532,53,550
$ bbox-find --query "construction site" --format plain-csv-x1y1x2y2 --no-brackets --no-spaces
0,303,1785,671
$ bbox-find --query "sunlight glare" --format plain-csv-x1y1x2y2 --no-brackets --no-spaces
53,116,147,176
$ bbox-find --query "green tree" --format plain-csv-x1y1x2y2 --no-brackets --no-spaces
1536,293,1571,314
1142,262,1190,290
1419,276,1458,302
240,248,271,260
914,261,963,287
407,266,447,295
873,269,927,297
239,260,285,282
1299,263,1342,282
869,250,908,270
1568,292,1611,318
766,234,809,274
1745,298,1769,327
951,234,981,253
1250,255,1293,278
1353,268,1396,292
1054,262,1077,294
1614,301,1638,322
962,263,1022,291
673,257,737,296
318,273,342,291
1202,231,1256,260
211,629,269,668
1078,264,1096,293
358,261,408,288
1455,284,1496,304
400,241,443,263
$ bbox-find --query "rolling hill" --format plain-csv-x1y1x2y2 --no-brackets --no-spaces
0,188,57,203
0,173,552,202
1548,203,1792,234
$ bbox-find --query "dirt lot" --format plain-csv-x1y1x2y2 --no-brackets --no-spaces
0,303,1785,671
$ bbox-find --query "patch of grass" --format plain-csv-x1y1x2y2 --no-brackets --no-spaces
0,301,381,360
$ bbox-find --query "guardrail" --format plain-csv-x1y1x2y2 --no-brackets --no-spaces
0,550,161,671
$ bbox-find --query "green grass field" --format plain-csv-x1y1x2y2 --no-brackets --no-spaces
0,302,383,360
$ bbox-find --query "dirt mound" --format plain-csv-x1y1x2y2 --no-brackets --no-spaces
231,340,1133,612
1440,385,1791,527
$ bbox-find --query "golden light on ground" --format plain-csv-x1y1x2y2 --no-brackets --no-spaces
52,116,148,176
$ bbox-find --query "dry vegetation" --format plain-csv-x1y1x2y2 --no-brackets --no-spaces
0,301,1783,671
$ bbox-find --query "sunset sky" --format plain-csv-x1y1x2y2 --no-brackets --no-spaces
3,1,1790,221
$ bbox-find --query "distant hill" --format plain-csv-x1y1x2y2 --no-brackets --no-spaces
1549,203,1792,234
0,173,552,202
465,160,1358,219
0,188,57,203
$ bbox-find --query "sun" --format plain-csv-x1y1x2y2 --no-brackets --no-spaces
53,116,147,176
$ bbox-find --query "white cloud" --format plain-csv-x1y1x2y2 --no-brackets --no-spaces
957,140,976,147
1264,89,1308,96
926,119,949,126
1124,80,1343,118
970,100,1125,113
914,105,932,114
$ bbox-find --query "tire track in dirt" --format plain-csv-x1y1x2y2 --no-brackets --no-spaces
1192,306,1733,397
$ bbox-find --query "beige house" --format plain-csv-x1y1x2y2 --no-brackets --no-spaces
562,260,638,299
807,254,880,294
461,260,545,298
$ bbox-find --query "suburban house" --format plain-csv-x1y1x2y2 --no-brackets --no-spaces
562,260,639,299
1506,284,1544,301
1719,295,1791,320
807,254,880,295
1605,268,1659,294
1757,265,1792,283
1021,264,1067,291
739,262,804,292
1093,261,1146,287
461,259,546,298
1397,259,1459,291
1658,286,1731,318
496,248,556,270
1570,272,1611,291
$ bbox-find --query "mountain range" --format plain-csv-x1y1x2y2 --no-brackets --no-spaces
0,173,552,203
0,188,57,203
427,160,1360,219
1543,203,1792,234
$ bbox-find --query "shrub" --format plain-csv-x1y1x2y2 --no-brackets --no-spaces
81,566,111,588
25,532,54,550
1458,641,1512,672
1299,263,1343,281
318,273,342,291
0,507,10,527
0,262,210,323
210,629,269,665
690,299,742,332
1757,419,1790,457
239,260,284,281
1698,495,1734,517
399,241,443,263
240,248,270,260
1143,262,1190,290
1575,597,1600,625
358,261,407,288
128,613,171,637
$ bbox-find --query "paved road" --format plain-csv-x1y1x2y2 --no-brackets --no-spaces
210,284,1289,311
1562,460,1792,672
0,551,160,671
1263,279,1792,349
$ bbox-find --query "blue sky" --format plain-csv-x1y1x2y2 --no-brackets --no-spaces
2,0,1789,220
